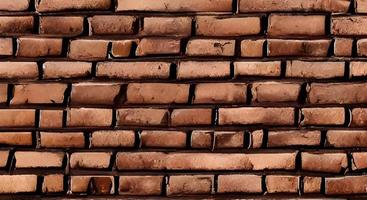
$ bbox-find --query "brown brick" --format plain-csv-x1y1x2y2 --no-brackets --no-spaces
0,84,7,104
0,175,37,193
117,0,232,12
136,38,180,56
171,109,212,126
334,38,353,56
358,39,367,56
234,61,281,77
308,83,367,104
71,176,114,194
0,151,8,167
219,107,294,125
126,83,189,104
40,132,85,148
67,108,112,127
269,15,325,36
40,16,84,36
116,152,166,170
0,62,38,79
356,0,367,13
268,39,331,57
327,130,367,148
15,151,64,168
69,39,109,61
111,40,133,58
0,0,29,11
11,83,67,105
97,62,170,79
301,108,345,126
0,16,33,35
0,132,32,146
91,130,135,148
142,17,191,37
191,130,213,149
42,174,64,193
268,130,321,147
117,108,168,126
352,152,367,170
266,176,299,193
70,152,111,169
0,38,13,55
351,108,367,127
119,176,163,195
43,62,92,79
89,15,135,35
186,39,235,56
0,109,35,127
194,83,246,104
251,130,264,148
36,0,111,12
252,82,301,103
241,40,264,57
167,175,213,196
177,61,230,79
214,131,244,149
17,37,62,57
71,83,121,105
302,152,348,173
217,175,262,194
326,176,367,195
303,177,322,193
286,61,345,79
239,0,350,13
39,110,63,128
350,62,367,77
141,131,186,148
196,16,260,36
332,16,367,36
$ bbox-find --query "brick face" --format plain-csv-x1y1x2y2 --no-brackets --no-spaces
268,15,325,36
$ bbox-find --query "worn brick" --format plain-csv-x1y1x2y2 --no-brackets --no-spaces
191,130,213,149
141,131,186,148
177,61,230,79
0,151,8,168
0,62,38,79
252,82,301,102
70,152,111,169
11,83,67,105
171,109,212,126
36,0,111,12
351,108,367,127
136,38,180,56
71,83,121,105
241,40,265,57
67,108,112,127
302,152,348,173
214,131,244,149
0,109,35,127
0,38,13,55
71,176,114,194
268,39,331,57
97,62,170,79
15,151,64,168
217,175,262,193
40,132,85,148
111,40,133,58
332,16,367,35
352,152,367,170
39,110,63,128
0,16,33,35
266,176,299,193
43,62,92,79
0,0,29,11
186,39,235,56
301,108,345,126
91,130,135,148
356,0,367,13
89,15,136,35
235,61,281,77
0,132,32,146
42,174,64,193
327,130,367,148
334,38,353,56
69,39,109,61
40,16,84,36
308,83,367,104
194,83,247,104
268,130,321,147
326,176,367,195
0,84,7,104
303,177,322,193
142,17,191,37
0,175,37,193
17,37,62,57
286,61,345,79
119,176,163,195
350,62,367,77
358,39,367,56
167,175,213,196
251,130,264,148
268,15,325,36
117,108,169,126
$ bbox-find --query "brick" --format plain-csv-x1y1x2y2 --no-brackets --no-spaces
352,152,367,170
214,131,244,149
171,109,212,126
326,176,367,195
70,152,111,169
217,175,262,193
268,15,325,36
356,0,367,13
0,16,33,35
111,40,133,58
141,131,186,148
239,0,350,13
186,39,235,56
119,176,163,195
251,130,264,148
332,16,367,36
334,38,353,56
117,109,169,126
67,108,112,127
40,132,85,148
71,83,121,105
15,151,64,168
11,83,67,105
350,62,367,77
219,107,294,125
116,152,166,170
302,152,348,173
71,176,114,194
136,38,180,56
266,176,299,193
89,15,136,35
351,108,367,127
0,151,8,167
0,62,38,79
196,16,260,36
0,84,7,104
0,132,32,146
241,40,264,57
252,82,301,102
167,175,213,196
357,39,367,56
191,130,213,149
17,37,62,57
36,0,111,12
42,174,64,193
0,109,35,127
267,130,321,147
43,62,92,79
126,83,189,104
286,61,345,79
0,0,29,11
327,130,367,148
268,39,331,57
301,108,345,126
69,39,109,61
0,38,13,55
308,83,367,104
303,177,322,193
234,61,281,77
91,130,135,148
142,17,191,37
177,61,230,79
117,0,232,12
96,62,170,79
40,16,84,36
194,83,246,104
0,175,37,193
39,110,63,128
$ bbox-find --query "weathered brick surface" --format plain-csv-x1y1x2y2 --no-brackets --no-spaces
43,62,92,79
327,130,367,147
11,83,67,105
117,108,168,126
67,108,112,127
136,38,180,56
177,61,230,79
17,38,63,57
326,176,367,195
70,152,111,169
308,83,367,104
286,61,345,79
97,62,170,79
167,175,213,196
40,16,84,36
71,83,121,105
69,39,109,61
186,39,235,57
266,175,299,193
0,16,33,35
301,108,345,126
267,130,321,147
268,39,331,57
194,83,247,104
252,82,301,102
42,174,64,193
268,15,325,36
36,0,111,12
217,175,262,193
0,175,37,193
234,61,281,77
40,132,85,148
15,151,64,168
89,15,136,35
91,130,135,148
141,131,186,148
302,152,348,173
119,176,163,195
142,17,192,37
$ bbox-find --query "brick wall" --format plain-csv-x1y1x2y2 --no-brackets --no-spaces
0,0,366,198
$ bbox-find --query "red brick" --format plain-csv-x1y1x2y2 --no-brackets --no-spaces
266,175,299,193
0,62,38,79
350,62,367,77
0,16,33,35
117,108,169,126
326,176,367,195
0,84,7,104
43,62,92,79
214,131,244,149
39,110,63,128
89,15,136,35
71,176,114,194
96,62,170,79
217,175,262,193
302,152,348,173
0,38,13,55
352,152,367,170
171,109,212,126
15,151,64,168
351,108,367,127
67,108,112,127
301,108,345,126
0,0,29,11
42,174,64,193
186,39,235,56
286,61,345,79
142,17,192,37
357,39,367,56
119,176,163,195
327,130,367,148
177,61,230,79
40,16,84,36
69,39,109,61
0,132,32,146
17,37,62,57
334,38,353,56
234,61,281,77
268,39,331,57
251,130,264,148
241,40,264,57
71,83,121,105
191,130,213,149
356,0,367,13
332,16,367,35
111,40,133,58
126,83,189,104
0,151,8,167
11,83,67,105
308,83,367,104
36,0,111,12
268,130,321,147
252,82,301,102
141,131,186,148
219,107,294,125
117,0,232,12
136,38,180,56
91,130,135,148
0,109,35,127
303,177,322,193
70,152,111,169
194,83,246,104
268,15,325,36
0,175,37,194
40,132,85,148
116,152,166,170
196,16,260,36
167,175,213,196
